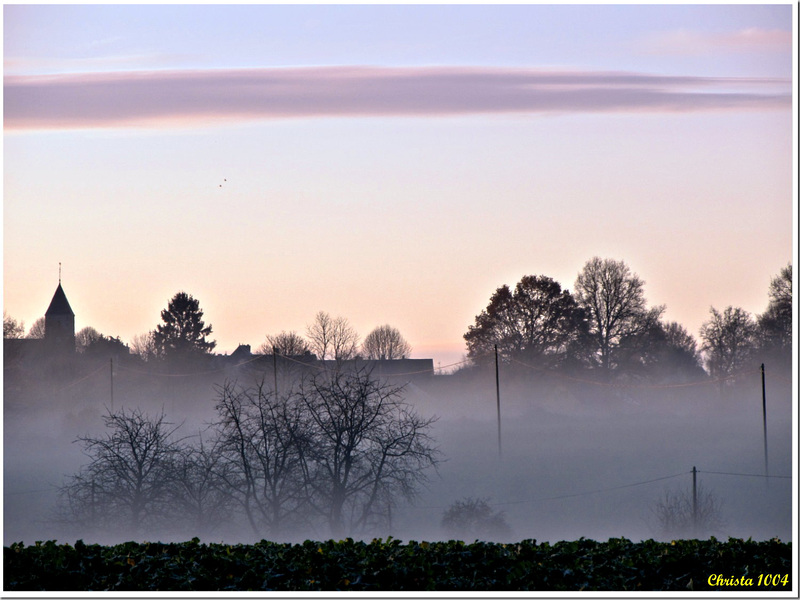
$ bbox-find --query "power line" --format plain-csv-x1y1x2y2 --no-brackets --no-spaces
9,362,109,398
5,487,57,496
509,357,760,390
116,362,230,377
495,472,690,505
410,471,689,510
8,464,790,504
220,351,467,378
59,363,108,390
409,467,793,511
112,353,462,384
697,470,791,480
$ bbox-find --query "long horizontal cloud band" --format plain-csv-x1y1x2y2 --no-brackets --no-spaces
4,66,791,129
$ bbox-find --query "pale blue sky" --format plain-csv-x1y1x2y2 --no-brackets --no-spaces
4,4,792,75
3,4,795,366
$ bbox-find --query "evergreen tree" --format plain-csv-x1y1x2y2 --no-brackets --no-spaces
153,291,216,361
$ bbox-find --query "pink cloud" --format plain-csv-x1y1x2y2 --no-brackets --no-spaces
3,66,791,131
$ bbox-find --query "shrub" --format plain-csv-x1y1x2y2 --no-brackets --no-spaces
441,497,512,541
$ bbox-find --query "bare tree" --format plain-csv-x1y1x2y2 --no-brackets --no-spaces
574,257,664,374
768,262,792,307
210,370,439,539
26,316,46,339
3,312,25,339
307,311,360,363
362,324,412,360
700,306,757,381
758,263,792,356
57,408,184,535
168,435,235,538
652,484,726,539
212,381,309,538
661,322,700,360
441,497,512,541
130,331,158,362
75,326,102,354
258,331,311,357
260,331,314,388
297,368,439,538
307,311,334,361
641,321,705,382
330,316,360,362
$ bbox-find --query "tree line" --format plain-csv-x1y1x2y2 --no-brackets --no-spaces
4,292,413,367
463,258,792,383
56,367,439,541
3,257,791,380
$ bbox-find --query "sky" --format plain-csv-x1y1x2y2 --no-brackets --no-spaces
3,3,796,368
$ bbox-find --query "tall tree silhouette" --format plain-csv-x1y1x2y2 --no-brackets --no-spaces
464,274,587,367
758,263,792,358
574,257,663,374
700,306,757,381
153,291,216,361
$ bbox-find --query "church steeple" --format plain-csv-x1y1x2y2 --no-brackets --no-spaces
45,283,75,318
44,277,75,353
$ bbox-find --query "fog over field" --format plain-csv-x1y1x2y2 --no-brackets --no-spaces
4,361,792,547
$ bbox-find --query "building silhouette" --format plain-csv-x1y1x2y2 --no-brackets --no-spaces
4,280,77,381
226,344,434,381
44,282,75,354
6,280,435,381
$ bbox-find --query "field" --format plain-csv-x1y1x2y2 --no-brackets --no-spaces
4,536,792,591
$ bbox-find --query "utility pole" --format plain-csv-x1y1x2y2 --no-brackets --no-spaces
692,466,697,535
273,347,279,397
91,479,96,522
494,344,502,459
110,358,114,411
761,363,769,485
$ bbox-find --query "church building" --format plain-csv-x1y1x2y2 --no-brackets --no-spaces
4,279,77,374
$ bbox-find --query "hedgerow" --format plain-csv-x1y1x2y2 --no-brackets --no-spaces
4,536,791,592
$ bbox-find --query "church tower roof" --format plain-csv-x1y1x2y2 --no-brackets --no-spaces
45,283,75,317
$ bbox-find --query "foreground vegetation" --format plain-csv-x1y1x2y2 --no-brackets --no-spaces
5,536,791,591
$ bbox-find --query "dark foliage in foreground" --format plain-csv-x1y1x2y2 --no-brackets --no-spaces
4,537,791,592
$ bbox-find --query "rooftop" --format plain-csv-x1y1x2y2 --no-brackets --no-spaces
45,283,75,317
